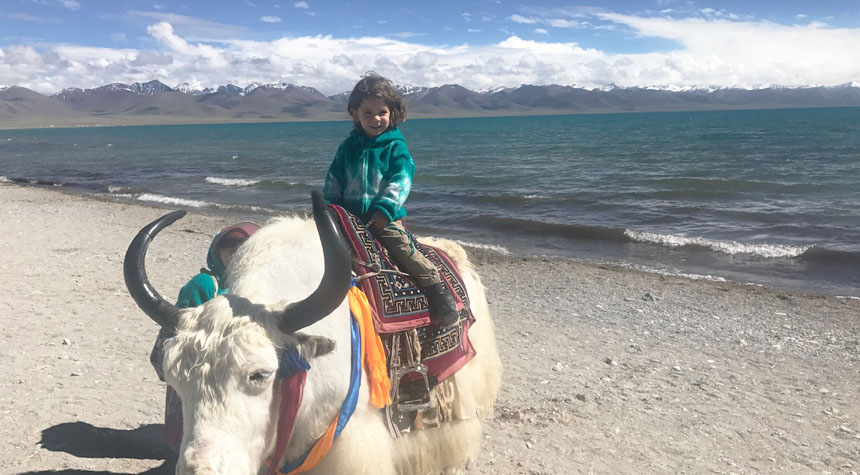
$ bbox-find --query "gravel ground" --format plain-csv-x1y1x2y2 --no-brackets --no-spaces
2,182,858,474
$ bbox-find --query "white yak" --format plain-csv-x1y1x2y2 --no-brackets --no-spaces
124,191,502,475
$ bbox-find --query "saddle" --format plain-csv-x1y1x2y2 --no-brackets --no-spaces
328,205,477,436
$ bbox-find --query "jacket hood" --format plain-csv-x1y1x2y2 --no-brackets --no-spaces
205,222,261,279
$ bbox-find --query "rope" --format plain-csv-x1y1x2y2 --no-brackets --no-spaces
352,256,410,282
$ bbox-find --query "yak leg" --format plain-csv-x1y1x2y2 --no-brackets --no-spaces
393,418,483,475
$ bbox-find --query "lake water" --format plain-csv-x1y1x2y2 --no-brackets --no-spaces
2,107,859,297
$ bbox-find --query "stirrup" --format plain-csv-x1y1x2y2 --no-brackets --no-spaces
390,363,433,412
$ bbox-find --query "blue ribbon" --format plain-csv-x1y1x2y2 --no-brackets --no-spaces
279,308,362,473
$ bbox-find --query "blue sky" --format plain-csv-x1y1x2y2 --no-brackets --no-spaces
2,0,859,94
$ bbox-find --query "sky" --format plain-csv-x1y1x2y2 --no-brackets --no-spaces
1,0,860,95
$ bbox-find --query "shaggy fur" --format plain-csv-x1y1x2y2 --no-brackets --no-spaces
161,216,502,475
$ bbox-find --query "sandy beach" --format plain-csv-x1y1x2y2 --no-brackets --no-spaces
2,181,858,474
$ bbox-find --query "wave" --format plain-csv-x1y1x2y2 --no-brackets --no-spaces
649,177,834,194
214,202,281,215
472,192,554,205
107,185,148,195
136,192,280,216
453,240,511,255
205,176,261,187
5,175,280,215
7,176,66,187
257,179,317,191
411,191,555,207
625,230,811,258
137,193,212,208
465,214,628,241
621,262,729,283
466,213,859,266
799,247,860,266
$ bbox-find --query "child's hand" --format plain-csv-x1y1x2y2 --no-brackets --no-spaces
367,211,390,233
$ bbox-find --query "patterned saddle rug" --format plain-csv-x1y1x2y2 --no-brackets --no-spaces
329,204,476,385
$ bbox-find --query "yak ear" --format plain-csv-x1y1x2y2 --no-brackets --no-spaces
294,332,337,359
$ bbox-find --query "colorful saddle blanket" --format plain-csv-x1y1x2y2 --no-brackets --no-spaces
329,204,475,383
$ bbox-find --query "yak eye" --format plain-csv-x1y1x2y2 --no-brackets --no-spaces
248,370,273,383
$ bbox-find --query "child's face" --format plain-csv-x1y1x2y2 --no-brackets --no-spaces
218,243,240,267
352,96,390,138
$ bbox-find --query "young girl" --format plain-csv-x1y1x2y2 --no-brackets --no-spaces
149,221,260,452
323,73,459,328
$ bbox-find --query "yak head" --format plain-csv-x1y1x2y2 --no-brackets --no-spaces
123,191,351,474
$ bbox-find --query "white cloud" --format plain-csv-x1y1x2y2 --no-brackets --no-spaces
30,0,79,10
9,12,61,22
509,9,594,30
547,18,591,29
698,7,739,19
146,22,227,66
3,14,859,95
128,10,248,42
261,16,282,23
295,1,309,8
390,32,426,39
509,14,538,24
597,13,860,87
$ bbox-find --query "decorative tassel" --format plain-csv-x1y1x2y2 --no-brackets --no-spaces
348,286,392,408
279,348,311,378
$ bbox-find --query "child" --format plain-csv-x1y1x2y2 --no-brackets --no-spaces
323,73,459,328
149,221,260,452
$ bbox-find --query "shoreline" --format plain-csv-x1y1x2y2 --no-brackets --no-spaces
4,104,860,131
6,178,857,300
3,182,859,474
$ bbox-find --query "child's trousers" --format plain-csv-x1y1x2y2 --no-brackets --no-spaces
372,219,441,288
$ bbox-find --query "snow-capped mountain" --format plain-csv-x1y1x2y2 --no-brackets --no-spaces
217,84,245,95
5,78,858,128
397,85,431,96
175,82,207,95
132,80,173,95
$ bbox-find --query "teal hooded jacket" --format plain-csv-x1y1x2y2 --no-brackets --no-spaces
322,127,414,223
175,234,229,308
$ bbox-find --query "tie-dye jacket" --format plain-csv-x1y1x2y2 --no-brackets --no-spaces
323,127,414,223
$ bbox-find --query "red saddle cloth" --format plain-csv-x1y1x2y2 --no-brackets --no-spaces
329,204,476,383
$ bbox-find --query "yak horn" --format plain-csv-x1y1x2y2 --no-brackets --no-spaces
123,210,185,329
279,191,352,333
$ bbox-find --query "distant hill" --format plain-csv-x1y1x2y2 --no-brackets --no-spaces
2,80,859,128
0,86,77,123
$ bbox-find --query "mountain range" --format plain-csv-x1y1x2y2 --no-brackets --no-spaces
2,79,860,128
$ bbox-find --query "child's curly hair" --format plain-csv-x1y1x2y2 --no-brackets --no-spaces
347,72,407,129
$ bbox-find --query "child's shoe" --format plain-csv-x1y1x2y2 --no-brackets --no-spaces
422,282,460,328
